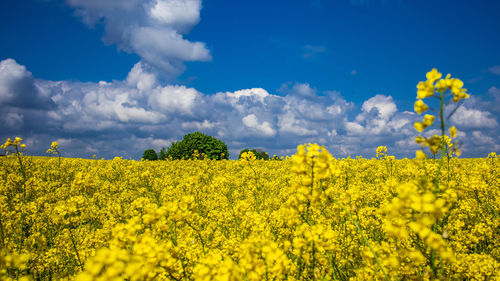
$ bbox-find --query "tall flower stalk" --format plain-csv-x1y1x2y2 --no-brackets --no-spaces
412,68,469,277
414,68,469,185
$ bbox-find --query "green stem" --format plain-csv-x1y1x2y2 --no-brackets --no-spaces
15,147,27,201
434,90,446,194
0,214,5,248
430,90,448,278
69,228,84,271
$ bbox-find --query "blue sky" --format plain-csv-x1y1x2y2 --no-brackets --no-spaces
1,0,499,159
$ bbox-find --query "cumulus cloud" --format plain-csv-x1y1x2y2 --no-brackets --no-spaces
242,114,276,137
450,106,498,129
346,94,411,137
361,95,397,120
126,62,158,92
1,59,499,159
0,59,54,109
461,130,500,156
148,85,201,115
148,0,202,30
471,131,496,146
278,112,318,136
64,0,211,79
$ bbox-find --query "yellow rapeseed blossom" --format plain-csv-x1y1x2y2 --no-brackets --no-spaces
414,100,429,114
416,80,435,99
416,150,427,159
422,114,435,127
449,126,457,138
426,68,442,83
414,121,425,132
376,146,388,159
414,69,468,158
1,129,498,281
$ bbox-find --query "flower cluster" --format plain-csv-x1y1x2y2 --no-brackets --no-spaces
0,141,498,280
0,137,26,156
45,141,60,155
414,68,468,158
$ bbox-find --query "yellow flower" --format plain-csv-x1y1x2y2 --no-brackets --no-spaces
14,137,22,145
414,100,429,114
451,77,463,89
416,150,427,160
451,78,469,101
449,126,457,138
376,146,388,158
422,114,435,127
414,122,425,132
415,136,425,144
416,81,435,99
426,68,442,83
51,141,59,149
435,74,453,92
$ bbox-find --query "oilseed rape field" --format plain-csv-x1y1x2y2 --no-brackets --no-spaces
1,70,499,280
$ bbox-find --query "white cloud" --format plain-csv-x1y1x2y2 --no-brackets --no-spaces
225,88,270,105
450,106,497,129
345,121,365,135
395,137,420,150
242,114,276,137
2,59,498,159
127,62,158,92
0,59,53,109
64,0,210,78
129,26,211,76
387,116,410,131
345,94,408,137
471,131,496,146
148,85,201,115
278,112,318,136
148,0,201,30
181,120,216,130
151,138,173,149
289,83,316,98
361,94,397,120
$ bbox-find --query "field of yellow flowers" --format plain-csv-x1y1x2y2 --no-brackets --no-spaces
1,145,499,280
1,69,499,280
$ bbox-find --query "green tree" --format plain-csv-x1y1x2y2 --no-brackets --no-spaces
158,147,167,160
142,149,158,161
165,132,229,160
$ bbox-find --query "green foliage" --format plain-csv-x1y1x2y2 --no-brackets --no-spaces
158,147,167,160
238,148,269,160
164,132,229,160
142,149,158,161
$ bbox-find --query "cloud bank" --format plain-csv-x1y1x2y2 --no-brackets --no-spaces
1,58,498,159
